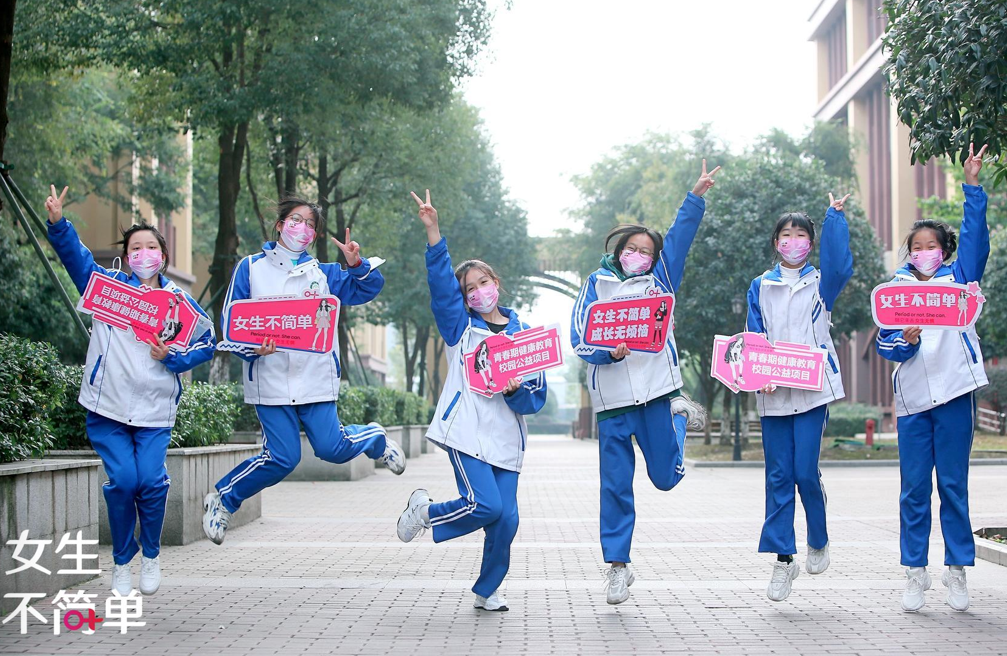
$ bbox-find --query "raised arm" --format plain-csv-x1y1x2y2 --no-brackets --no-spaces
746,277,766,335
818,192,854,310
653,160,719,293
44,184,116,293
953,143,990,284
413,190,469,347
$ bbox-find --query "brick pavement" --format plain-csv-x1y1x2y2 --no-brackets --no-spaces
2,434,1006,655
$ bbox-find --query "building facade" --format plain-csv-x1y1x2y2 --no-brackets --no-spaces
810,0,950,427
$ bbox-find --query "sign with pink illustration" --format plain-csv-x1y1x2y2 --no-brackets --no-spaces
871,280,985,330
464,324,564,398
582,293,674,354
710,332,827,394
77,271,201,347
220,293,341,354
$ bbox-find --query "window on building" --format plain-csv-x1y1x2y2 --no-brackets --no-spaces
865,3,888,45
826,12,848,90
866,84,893,250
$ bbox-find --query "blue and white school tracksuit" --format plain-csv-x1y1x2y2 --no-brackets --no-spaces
571,192,704,564
876,183,989,568
746,207,853,556
213,242,388,513
423,238,547,598
48,217,216,565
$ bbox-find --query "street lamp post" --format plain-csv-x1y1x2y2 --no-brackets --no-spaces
732,296,743,462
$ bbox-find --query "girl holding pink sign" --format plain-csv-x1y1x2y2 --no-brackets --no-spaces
203,198,406,546
396,190,548,613
745,191,853,603
570,161,718,605
875,144,989,613
45,184,216,599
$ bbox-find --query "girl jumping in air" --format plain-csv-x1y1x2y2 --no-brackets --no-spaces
45,184,216,598
746,192,853,602
203,199,405,545
396,190,547,612
876,144,989,613
570,161,717,605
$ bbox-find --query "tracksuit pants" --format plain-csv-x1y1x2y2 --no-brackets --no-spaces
428,448,520,598
897,391,976,567
759,403,830,555
597,398,688,563
86,412,171,566
215,402,386,513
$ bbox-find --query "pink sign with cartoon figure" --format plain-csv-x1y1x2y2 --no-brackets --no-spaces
464,324,564,398
710,332,827,394
221,294,341,354
582,293,674,353
77,271,201,347
871,280,985,330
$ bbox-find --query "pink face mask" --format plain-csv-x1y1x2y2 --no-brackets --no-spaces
619,250,653,276
910,248,944,276
776,237,812,265
128,248,164,279
281,219,315,251
467,284,499,314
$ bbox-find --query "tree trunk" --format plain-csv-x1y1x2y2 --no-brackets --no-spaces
0,0,15,166
416,326,429,399
315,154,330,263
719,390,732,446
401,321,418,394
432,337,445,402
208,121,249,384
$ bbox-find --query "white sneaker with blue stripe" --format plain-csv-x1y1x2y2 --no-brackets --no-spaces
202,492,232,545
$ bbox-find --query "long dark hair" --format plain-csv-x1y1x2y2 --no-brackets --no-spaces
901,219,957,262
604,224,663,273
116,222,169,270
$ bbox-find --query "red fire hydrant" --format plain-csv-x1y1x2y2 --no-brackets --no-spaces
865,418,876,448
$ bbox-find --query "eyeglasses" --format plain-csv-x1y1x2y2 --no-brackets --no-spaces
623,244,655,258
285,213,317,230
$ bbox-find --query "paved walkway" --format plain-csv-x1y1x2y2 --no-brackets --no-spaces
3,434,1007,654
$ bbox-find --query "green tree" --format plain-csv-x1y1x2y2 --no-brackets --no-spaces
882,0,1007,177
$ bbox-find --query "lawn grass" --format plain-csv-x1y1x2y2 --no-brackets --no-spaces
685,432,1007,462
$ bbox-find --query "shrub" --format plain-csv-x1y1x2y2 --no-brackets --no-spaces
172,382,239,448
336,385,431,427
0,333,67,463
978,366,1007,412
227,382,261,432
337,386,367,425
824,402,883,438
48,364,89,450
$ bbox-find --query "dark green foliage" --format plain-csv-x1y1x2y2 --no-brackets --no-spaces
0,334,67,463
47,364,89,450
823,403,883,438
171,382,240,448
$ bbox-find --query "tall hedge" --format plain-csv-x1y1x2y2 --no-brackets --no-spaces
0,333,68,463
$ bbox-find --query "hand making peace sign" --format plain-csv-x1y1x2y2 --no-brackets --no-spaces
691,160,722,198
829,192,851,212
45,184,69,224
964,142,988,186
331,229,362,267
411,189,441,246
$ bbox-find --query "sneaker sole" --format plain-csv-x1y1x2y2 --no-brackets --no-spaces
474,605,509,612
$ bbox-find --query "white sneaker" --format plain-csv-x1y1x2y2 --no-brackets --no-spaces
474,591,509,611
902,567,931,612
378,431,406,475
942,566,969,611
767,559,800,601
671,393,708,431
397,489,432,542
112,563,132,596
202,492,232,545
139,556,161,595
806,543,830,575
604,565,635,605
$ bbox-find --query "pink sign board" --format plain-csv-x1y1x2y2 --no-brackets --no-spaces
221,294,341,354
582,293,674,353
464,324,564,398
871,280,985,330
77,271,200,347
710,332,827,394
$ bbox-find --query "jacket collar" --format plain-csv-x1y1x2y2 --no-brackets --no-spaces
896,262,954,280
470,306,521,334
262,241,315,272
763,261,815,283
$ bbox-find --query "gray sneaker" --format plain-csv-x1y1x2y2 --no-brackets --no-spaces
202,492,232,545
671,393,708,431
604,565,635,605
